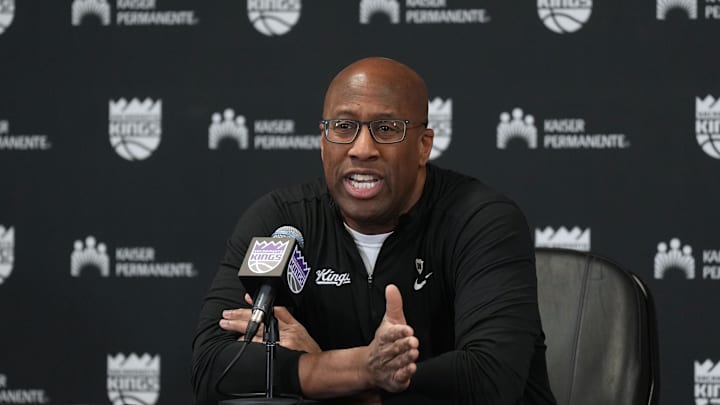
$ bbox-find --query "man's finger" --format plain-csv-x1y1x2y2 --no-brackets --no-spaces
273,306,294,324
377,324,413,345
384,284,406,324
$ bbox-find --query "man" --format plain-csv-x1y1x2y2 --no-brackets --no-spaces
192,57,556,404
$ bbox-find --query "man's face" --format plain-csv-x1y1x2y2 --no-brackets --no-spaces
320,69,433,234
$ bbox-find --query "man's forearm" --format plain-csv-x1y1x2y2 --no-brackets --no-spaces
298,346,373,398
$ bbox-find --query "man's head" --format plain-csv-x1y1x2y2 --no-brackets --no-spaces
320,57,434,234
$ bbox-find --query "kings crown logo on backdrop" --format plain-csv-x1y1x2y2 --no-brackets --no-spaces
109,98,162,161
107,353,160,405
537,0,593,34
428,97,452,160
696,95,720,159
535,226,591,252
0,226,14,285
695,359,720,405
0,0,15,35
247,0,301,36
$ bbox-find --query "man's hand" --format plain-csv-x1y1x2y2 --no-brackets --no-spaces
295,284,419,399
364,284,419,393
219,294,321,353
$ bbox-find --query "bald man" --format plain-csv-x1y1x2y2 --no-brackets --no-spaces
192,57,556,404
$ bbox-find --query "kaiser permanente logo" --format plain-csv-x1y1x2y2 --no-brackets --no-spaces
0,120,52,151
696,359,720,404
496,107,630,150
107,353,160,405
428,97,452,160
654,237,720,280
72,0,198,26
0,225,14,285
208,108,318,150
538,0,592,34
696,95,720,159
109,98,162,161
248,0,301,36
0,373,50,404
359,0,490,24
657,0,720,20
535,226,591,251
0,0,15,35
70,235,197,278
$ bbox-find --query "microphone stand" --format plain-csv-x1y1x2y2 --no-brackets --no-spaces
219,308,301,404
264,308,279,400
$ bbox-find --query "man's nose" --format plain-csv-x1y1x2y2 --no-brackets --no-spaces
348,124,380,159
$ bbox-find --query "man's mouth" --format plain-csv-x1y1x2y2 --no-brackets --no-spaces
344,173,383,199
348,173,380,189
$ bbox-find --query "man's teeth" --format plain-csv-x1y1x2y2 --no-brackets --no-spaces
350,174,376,181
349,174,378,189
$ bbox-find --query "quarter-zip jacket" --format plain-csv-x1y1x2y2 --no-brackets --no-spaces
192,164,556,405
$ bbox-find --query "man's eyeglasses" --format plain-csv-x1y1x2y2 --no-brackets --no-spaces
320,119,428,144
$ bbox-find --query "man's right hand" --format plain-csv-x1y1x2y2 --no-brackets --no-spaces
297,284,419,399
364,284,419,392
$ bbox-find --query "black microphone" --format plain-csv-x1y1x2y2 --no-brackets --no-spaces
237,226,310,342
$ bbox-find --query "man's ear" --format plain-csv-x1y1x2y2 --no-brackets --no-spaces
419,127,434,165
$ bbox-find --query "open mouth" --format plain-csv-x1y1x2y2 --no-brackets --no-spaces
348,173,380,189
344,173,383,198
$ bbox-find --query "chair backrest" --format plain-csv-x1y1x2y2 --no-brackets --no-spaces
535,248,660,405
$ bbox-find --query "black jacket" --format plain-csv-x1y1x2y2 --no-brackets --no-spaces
192,164,556,404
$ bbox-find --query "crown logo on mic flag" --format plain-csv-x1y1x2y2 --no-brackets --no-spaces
287,246,310,294
247,240,290,274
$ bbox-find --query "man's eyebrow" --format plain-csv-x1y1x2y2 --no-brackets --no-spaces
329,109,358,117
328,109,399,119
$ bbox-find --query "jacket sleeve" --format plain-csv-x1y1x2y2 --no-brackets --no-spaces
404,201,550,404
191,193,305,403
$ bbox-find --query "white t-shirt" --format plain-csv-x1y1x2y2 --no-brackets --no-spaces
344,223,393,278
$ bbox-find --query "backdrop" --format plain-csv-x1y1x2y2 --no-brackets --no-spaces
1,1,718,404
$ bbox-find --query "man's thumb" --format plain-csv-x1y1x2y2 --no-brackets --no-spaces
384,284,406,324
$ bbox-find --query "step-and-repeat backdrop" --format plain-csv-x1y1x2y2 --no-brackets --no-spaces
1,0,718,404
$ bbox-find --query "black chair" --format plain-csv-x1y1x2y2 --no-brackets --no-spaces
535,248,660,405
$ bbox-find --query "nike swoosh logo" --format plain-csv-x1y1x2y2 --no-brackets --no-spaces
413,272,434,291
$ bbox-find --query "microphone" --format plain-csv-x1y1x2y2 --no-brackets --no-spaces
237,226,310,342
